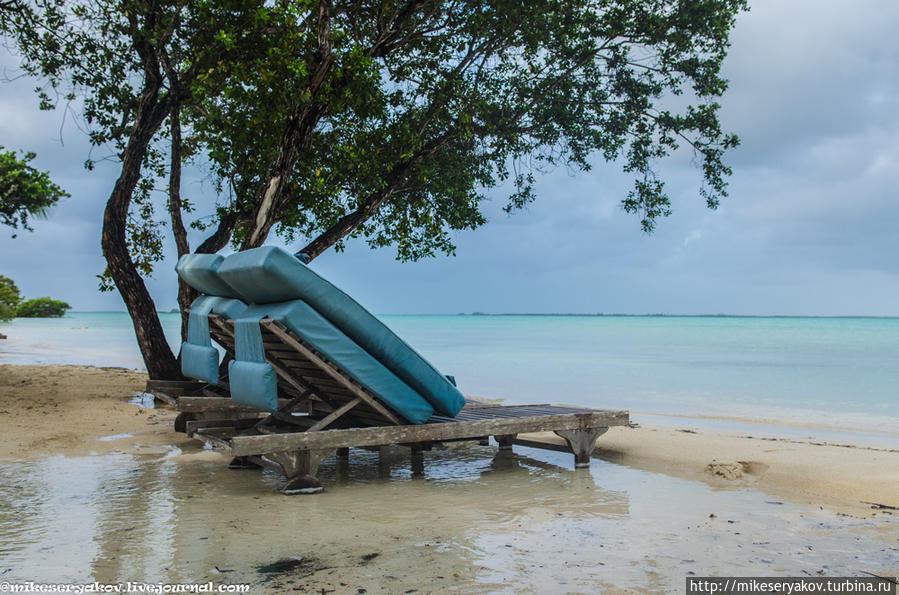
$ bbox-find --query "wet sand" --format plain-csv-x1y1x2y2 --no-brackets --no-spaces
1,364,896,513
0,364,183,457
0,364,896,593
533,427,899,515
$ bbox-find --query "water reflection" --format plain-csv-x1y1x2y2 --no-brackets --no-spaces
0,444,895,593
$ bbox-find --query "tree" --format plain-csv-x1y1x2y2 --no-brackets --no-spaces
16,297,71,317
3,0,274,377
3,0,747,378
0,147,69,237
0,275,21,321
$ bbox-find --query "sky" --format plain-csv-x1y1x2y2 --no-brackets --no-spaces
2,0,899,316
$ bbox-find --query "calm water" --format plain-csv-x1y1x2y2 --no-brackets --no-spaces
1,313,897,433
0,445,896,591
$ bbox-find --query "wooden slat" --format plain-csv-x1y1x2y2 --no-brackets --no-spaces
151,390,178,406
208,314,403,427
271,412,318,428
262,320,402,426
429,405,585,423
178,396,288,413
146,379,206,395
228,409,629,456
185,418,259,436
203,386,228,399
212,316,346,414
276,367,359,394
306,397,362,432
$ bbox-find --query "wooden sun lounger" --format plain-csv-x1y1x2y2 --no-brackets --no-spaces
148,313,629,494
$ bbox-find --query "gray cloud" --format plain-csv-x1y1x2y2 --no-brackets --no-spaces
1,0,898,316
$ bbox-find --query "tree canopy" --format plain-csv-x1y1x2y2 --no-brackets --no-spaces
0,147,69,237
0,275,21,322
192,0,746,261
1,0,748,377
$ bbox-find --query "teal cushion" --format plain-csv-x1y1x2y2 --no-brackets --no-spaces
180,295,248,383
175,253,242,299
228,360,278,411
218,246,465,417
186,296,248,344
239,300,435,424
181,342,220,384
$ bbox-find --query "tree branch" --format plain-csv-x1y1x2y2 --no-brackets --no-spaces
239,0,335,249
301,132,456,260
196,211,238,254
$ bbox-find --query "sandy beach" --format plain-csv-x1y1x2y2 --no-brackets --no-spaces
1,364,896,514
0,364,896,593
0,364,182,457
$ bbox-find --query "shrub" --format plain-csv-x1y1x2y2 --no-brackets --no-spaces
16,297,71,318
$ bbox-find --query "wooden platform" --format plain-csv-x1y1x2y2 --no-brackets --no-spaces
147,310,629,494
195,404,626,455
150,382,627,494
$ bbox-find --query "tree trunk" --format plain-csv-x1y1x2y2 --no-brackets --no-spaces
101,61,180,379
196,212,237,254
301,193,390,261
166,106,196,343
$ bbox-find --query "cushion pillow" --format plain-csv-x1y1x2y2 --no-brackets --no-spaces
180,342,220,384
228,360,279,411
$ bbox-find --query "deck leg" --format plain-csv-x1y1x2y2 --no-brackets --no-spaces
554,428,609,468
335,448,350,478
410,445,425,476
228,456,263,470
495,434,517,451
173,412,193,433
269,449,332,495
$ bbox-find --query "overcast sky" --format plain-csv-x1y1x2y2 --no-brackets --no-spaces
2,0,898,316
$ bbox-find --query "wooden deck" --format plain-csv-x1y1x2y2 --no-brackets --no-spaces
146,310,629,494
200,404,626,456
149,383,628,494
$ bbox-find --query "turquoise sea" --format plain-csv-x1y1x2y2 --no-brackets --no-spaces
1,312,897,440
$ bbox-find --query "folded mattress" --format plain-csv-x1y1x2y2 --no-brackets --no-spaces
218,246,465,417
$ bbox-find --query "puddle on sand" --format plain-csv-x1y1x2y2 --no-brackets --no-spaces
0,444,896,594
127,392,157,409
97,433,134,442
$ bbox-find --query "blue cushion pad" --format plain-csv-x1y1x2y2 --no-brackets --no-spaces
180,296,248,383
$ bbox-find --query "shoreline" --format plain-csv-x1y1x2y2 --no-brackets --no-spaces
0,363,897,516
522,427,898,516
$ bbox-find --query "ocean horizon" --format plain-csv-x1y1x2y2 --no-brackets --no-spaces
2,311,897,445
